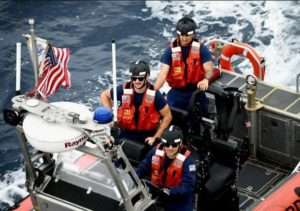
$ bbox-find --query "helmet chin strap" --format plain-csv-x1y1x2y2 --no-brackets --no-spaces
176,36,189,47
140,79,147,89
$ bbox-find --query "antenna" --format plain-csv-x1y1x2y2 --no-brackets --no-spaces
28,18,39,85
16,42,21,95
112,40,117,122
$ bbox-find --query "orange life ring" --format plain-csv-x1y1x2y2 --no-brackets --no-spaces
219,41,265,80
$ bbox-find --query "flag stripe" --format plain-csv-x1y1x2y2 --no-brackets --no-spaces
45,65,63,95
35,44,71,98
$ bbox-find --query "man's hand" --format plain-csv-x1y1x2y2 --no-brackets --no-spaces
103,135,114,150
162,188,170,196
157,188,170,201
197,78,209,91
145,137,157,145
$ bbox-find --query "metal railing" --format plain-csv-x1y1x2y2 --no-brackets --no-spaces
297,73,300,93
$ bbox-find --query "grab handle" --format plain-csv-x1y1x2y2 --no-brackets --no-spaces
296,73,300,93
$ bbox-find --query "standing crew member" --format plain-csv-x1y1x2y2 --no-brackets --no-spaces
155,16,214,114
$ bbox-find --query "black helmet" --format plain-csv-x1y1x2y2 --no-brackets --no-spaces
176,16,197,36
161,125,183,145
129,60,150,77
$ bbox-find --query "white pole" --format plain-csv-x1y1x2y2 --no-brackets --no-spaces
28,18,39,85
16,42,21,94
112,40,117,122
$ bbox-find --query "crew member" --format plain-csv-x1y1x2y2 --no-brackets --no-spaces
136,125,196,211
154,16,214,114
100,60,172,145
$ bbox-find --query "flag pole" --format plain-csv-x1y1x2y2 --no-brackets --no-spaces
28,18,39,86
112,40,117,122
16,42,21,95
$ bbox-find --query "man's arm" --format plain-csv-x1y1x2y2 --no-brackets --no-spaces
197,44,213,91
145,104,172,145
154,104,172,138
197,56,214,91
136,148,156,178
154,63,170,90
100,89,113,108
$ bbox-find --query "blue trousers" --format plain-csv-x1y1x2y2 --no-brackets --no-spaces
167,88,208,115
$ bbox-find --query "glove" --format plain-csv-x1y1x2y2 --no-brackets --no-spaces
156,188,170,202
144,180,170,201
162,188,170,196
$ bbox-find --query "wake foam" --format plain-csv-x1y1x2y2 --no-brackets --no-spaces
0,168,27,207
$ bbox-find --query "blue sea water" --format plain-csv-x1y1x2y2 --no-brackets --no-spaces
0,1,300,210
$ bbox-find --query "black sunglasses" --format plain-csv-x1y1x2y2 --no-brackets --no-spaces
163,143,180,148
131,76,145,81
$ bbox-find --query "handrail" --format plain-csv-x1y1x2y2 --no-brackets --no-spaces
296,73,300,93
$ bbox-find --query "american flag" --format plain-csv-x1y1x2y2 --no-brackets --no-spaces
35,44,71,98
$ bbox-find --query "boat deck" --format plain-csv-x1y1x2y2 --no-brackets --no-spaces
238,158,289,210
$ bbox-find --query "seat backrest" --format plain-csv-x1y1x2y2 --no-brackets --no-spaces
121,139,151,166
210,138,239,168
169,106,190,136
214,87,242,140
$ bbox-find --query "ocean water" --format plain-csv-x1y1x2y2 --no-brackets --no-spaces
0,1,299,210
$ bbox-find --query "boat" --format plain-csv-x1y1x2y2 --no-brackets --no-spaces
3,20,300,211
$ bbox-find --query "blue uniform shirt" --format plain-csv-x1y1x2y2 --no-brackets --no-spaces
160,42,212,111
136,147,196,211
110,82,167,141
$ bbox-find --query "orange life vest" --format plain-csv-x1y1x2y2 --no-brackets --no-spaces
166,39,205,88
151,145,191,188
117,82,160,131
219,40,265,80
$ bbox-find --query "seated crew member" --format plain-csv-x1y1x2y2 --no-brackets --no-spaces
100,60,172,146
154,16,214,115
136,125,196,211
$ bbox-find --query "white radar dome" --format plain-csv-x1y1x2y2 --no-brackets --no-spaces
23,102,92,153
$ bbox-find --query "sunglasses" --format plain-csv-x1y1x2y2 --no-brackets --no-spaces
176,30,194,36
131,76,145,81
163,143,180,148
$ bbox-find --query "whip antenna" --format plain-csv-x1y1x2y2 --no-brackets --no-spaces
16,42,21,95
28,18,39,85
112,40,117,122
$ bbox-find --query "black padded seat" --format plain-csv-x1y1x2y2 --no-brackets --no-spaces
205,162,235,196
122,139,150,165
169,107,189,129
